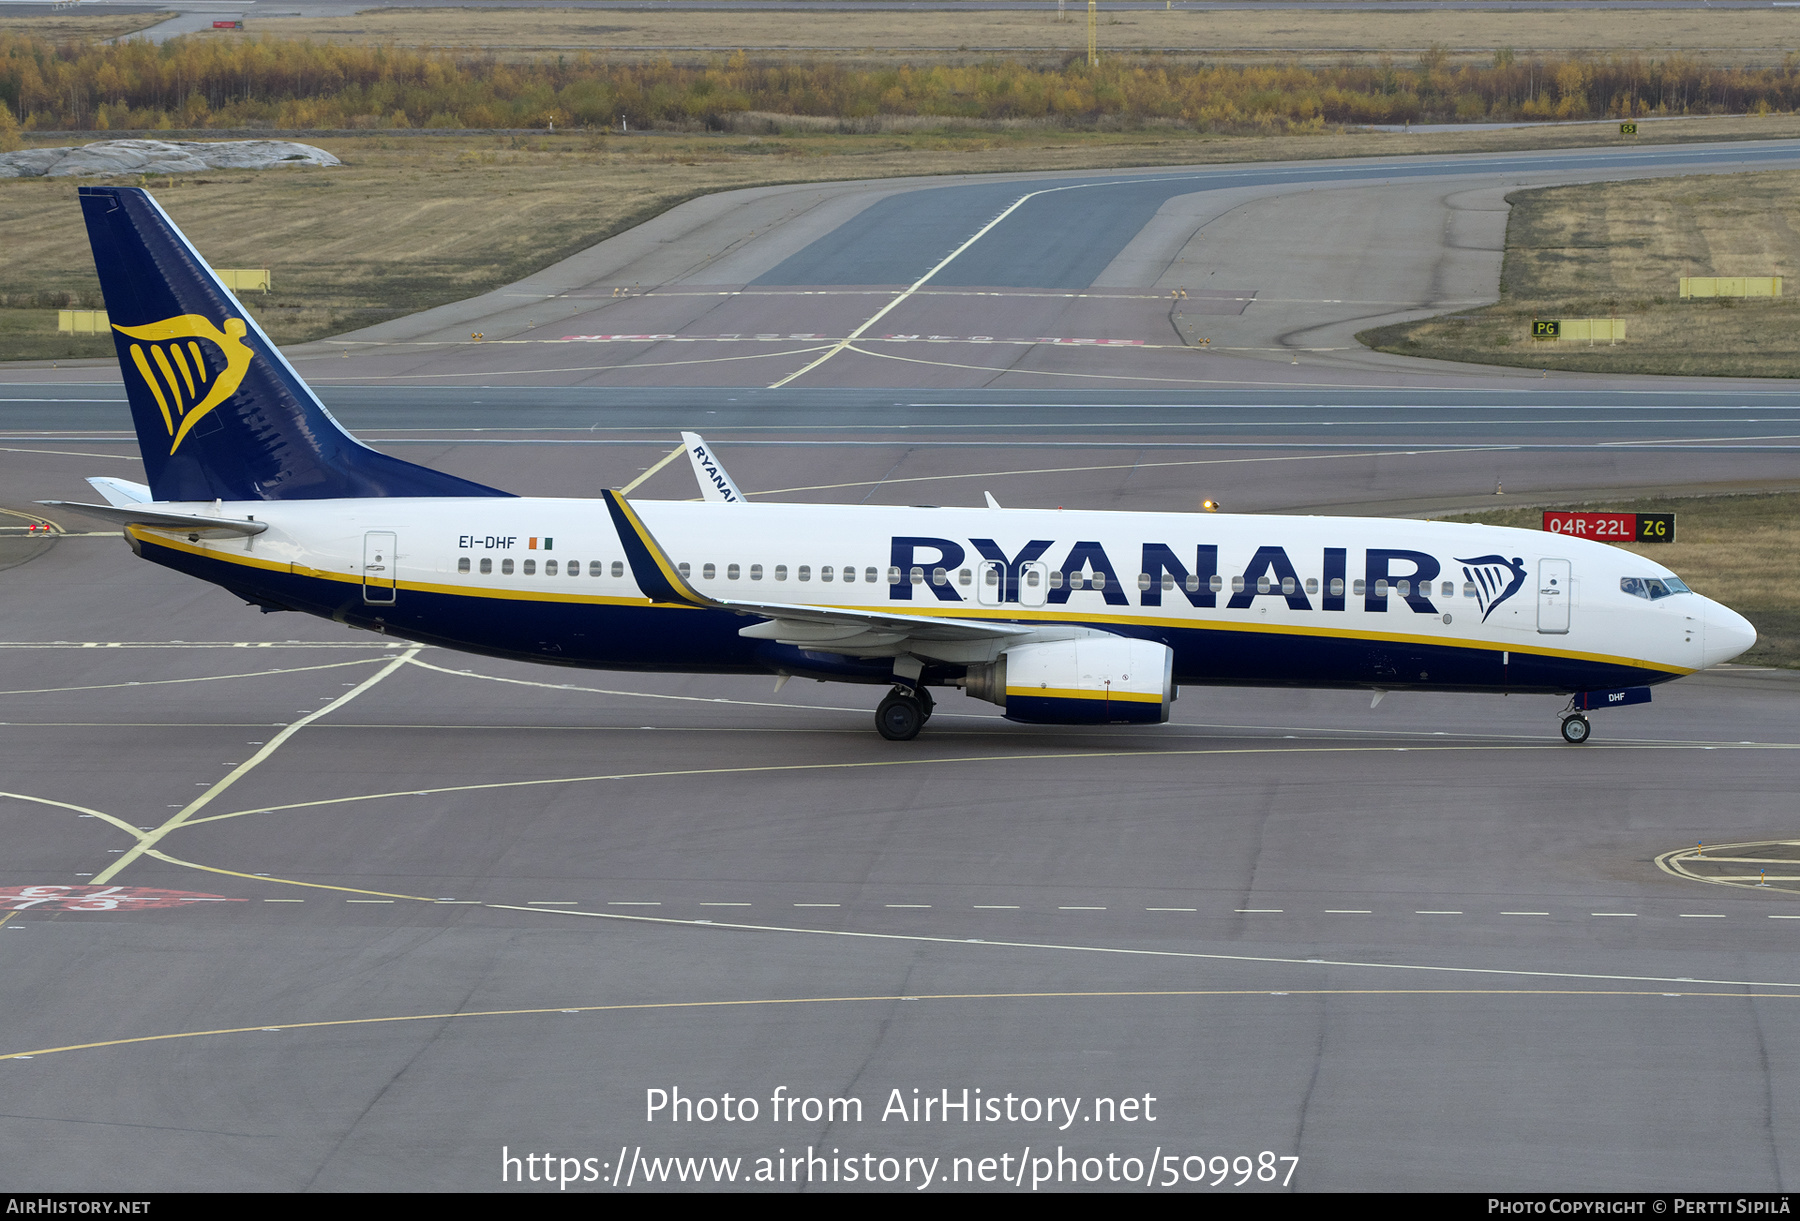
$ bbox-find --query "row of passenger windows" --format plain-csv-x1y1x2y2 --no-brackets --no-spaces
453,556,1488,600
458,557,627,577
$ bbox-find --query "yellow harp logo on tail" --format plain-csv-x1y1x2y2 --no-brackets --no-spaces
112,314,254,454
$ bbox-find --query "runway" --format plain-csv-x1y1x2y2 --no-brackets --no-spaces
4,140,1800,1192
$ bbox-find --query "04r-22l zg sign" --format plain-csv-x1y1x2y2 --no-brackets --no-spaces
1543,511,1675,543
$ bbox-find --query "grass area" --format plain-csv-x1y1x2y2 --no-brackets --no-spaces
1443,492,1800,668
212,8,1800,66
0,13,171,40
1361,170,1800,376
8,118,1785,355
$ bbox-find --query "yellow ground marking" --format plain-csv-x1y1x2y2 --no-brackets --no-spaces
404,655,864,713
493,903,1800,992
844,339,1324,387
768,186,1048,390
174,740,1748,833
143,849,436,902
619,443,687,495
1,987,1786,1064
305,343,835,383
0,913,15,929
751,442,1517,496
0,790,148,844
89,646,421,885
0,506,60,531
0,446,140,462
0,656,385,697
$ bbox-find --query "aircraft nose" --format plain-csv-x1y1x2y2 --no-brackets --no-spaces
1702,599,1757,668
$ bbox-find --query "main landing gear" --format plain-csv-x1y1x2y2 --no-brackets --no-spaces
876,685,934,741
1559,714,1592,745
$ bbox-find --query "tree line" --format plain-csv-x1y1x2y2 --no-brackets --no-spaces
2,34,1796,132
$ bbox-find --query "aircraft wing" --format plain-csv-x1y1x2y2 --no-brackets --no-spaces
37,500,268,538
601,489,1029,645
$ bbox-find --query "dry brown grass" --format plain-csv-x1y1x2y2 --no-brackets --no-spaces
1445,492,1800,667
1363,170,1800,376
206,8,1800,66
0,13,172,40
8,115,1800,361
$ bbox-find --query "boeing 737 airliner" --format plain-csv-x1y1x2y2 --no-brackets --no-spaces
46,187,1756,742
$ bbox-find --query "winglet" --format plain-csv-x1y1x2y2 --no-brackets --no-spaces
601,489,714,607
680,432,746,502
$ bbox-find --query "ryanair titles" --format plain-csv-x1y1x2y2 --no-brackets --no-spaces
887,537,1527,617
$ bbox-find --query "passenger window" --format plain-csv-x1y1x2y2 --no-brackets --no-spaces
502,558,515,575
589,560,602,576
727,563,740,580
1330,578,1344,596
1441,581,1454,596
1281,577,1296,595
1353,578,1366,596
1304,577,1318,595
1048,570,1064,589
545,560,558,575
820,565,833,582
611,561,624,578
569,562,580,578
1092,572,1107,590
702,563,716,580
958,568,971,586
985,568,999,587
1162,574,1175,591
1183,574,1198,592
1026,570,1041,588
458,557,470,573
1137,572,1152,591
1068,572,1086,589
1209,574,1224,593
1395,579,1408,596
931,567,947,586
751,564,763,581
842,566,854,583
1231,575,1246,594
480,557,492,575
798,565,811,582
1375,579,1389,596
677,562,690,579
1463,581,1476,597
866,567,879,584
775,565,788,581
522,559,536,575
1256,576,1271,594
910,566,925,585
886,566,901,585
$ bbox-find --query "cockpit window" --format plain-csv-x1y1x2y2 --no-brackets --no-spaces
1621,576,1687,600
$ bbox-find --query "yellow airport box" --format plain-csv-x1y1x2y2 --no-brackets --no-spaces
1680,276,1782,298
1555,318,1626,342
217,269,271,293
57,309,110,334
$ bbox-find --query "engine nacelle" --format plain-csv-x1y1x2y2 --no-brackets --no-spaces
963,636,1174,725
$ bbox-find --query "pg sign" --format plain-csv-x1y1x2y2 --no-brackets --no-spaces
1543,511,1675,543
1532,319,1560,339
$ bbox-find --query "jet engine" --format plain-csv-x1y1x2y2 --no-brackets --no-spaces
961,636,1174,725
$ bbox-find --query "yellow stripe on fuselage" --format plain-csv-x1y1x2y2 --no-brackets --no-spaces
1007,686,1165,703
126,527,1691,675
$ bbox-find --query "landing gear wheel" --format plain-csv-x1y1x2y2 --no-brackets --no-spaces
1560,715,1592,745
876,692,926,741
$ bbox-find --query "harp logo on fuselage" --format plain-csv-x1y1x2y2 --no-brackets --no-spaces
112,314,255,454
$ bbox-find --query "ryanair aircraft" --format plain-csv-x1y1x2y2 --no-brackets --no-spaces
49,187,1756,744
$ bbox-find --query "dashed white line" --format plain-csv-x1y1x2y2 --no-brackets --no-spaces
1501,911,1550,916
1148,907,1197,912
1325,909,1372,914
1591,912,1637,917
1416,910,1463,915
1235,908,1282,913
793,903,840,908
527,901,576,905
345,899,393,904
1058,906,1106,911
699,902,751,907
973,905,1020,910
608,901,661,907
886,904,931,909
1679,914,1727,918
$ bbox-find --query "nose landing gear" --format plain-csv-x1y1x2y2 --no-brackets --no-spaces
876,685,934,741
1559,714,1592,745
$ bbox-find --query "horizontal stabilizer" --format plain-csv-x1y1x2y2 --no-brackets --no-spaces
86,477,152,506
38,500,268,538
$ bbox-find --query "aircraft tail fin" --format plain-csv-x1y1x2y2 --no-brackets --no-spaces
78,186,511,503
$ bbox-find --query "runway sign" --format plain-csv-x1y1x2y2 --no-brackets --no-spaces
1620,122,1638,135
1532,319,1560,339
1543,511,1675,543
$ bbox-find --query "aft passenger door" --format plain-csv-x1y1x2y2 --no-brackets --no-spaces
363,531,397,604
1537,558,1570,634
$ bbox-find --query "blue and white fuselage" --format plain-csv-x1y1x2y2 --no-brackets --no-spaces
53,185,1756,742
